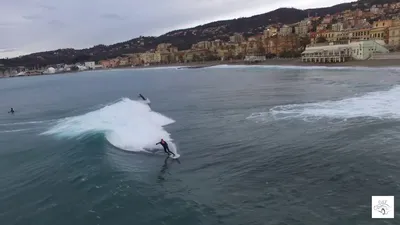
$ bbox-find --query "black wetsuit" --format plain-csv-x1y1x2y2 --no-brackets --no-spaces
139,94,146,101
8,108,14,114
156,141,175,156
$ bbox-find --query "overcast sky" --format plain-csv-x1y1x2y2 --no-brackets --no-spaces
0,0,354,59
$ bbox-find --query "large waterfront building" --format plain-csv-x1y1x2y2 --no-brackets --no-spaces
301,40,389,63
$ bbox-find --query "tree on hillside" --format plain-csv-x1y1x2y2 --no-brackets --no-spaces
299,36,311,50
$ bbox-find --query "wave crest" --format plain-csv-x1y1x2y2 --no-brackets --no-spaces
247,85,400,122
42,98,177,153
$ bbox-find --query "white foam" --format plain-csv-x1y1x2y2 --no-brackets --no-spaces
248,85,400,122
133,66,181,71
204,64,400,71
0,128,31,133
0,120,52,126
42,98,178,153
137,98,151,105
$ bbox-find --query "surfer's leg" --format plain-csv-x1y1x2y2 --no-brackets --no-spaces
163,147,170,155
166,147,175,156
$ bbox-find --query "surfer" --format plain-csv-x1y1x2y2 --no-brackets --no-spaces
8,108,14,114
156,139,175,157
138,94,146,101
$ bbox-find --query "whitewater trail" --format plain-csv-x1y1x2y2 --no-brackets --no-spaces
247,85,400,122
42,98,178,154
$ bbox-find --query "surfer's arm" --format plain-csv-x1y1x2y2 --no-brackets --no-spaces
156,142,160,145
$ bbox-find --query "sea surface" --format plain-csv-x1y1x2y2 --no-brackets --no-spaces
0,65,400,225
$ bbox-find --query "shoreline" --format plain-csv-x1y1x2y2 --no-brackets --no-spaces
190,58,400,68
2,58,400,79
125,58,400,69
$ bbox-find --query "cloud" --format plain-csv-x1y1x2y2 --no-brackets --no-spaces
101,13,126,20
23,15,42,20
48,19,66,27
38,4,57,10
0,0,354,59
0,48,17,53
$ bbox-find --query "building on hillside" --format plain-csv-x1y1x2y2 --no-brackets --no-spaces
263,26,278,38
369,20,391,43
232,43,245,57
125,53,141,65
156,43,178,54
139,52,158,64
370,28,388,42
263,35,300,55
183,49,210,62
192,41,212,50
324,31,346,43
322,15,333,24
209,40,223,51
336,30,351,43
84,61,95,69
230,33,245,43
317,24,328,32
248,34,263,42
279,25,293,36
332,22,346,32
389,25,400,46
99,59,119,68
294,18,311,36
245,39,262,55
354,9,363,18
118,57,130,66
370,5,382,14
350,28,372,41
157,43,172,51
216,49,231,60
373,20,393,28
301,40,389,63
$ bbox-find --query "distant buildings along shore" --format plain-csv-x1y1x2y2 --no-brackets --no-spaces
3,3,400,76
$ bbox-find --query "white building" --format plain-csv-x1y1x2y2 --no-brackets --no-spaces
295,18,311,36
43,67,56,74
348,40,388,60
84,61,96,69
94,65,103,69
301,44,352,63
244,55,266,62
301,40,389,63
332,22,345,32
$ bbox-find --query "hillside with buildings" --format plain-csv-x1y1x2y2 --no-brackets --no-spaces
0,1,369,68
2,0,400,76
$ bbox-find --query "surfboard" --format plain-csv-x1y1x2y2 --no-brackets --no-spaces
170,154,180,159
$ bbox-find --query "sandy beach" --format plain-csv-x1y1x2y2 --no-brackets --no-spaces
198,58,400,68
131,58,400,70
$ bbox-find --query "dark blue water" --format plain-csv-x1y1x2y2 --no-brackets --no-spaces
0,65,400,225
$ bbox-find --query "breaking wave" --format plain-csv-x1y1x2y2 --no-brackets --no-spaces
247,85,400,122
42,98,178,154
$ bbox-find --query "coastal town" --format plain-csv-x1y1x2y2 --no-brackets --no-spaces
2,2,400,77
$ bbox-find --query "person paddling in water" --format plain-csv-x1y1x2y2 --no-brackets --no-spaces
156,139,175,157
8,108,14,114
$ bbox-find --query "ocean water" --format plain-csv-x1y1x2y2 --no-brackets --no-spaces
0,65,400,225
